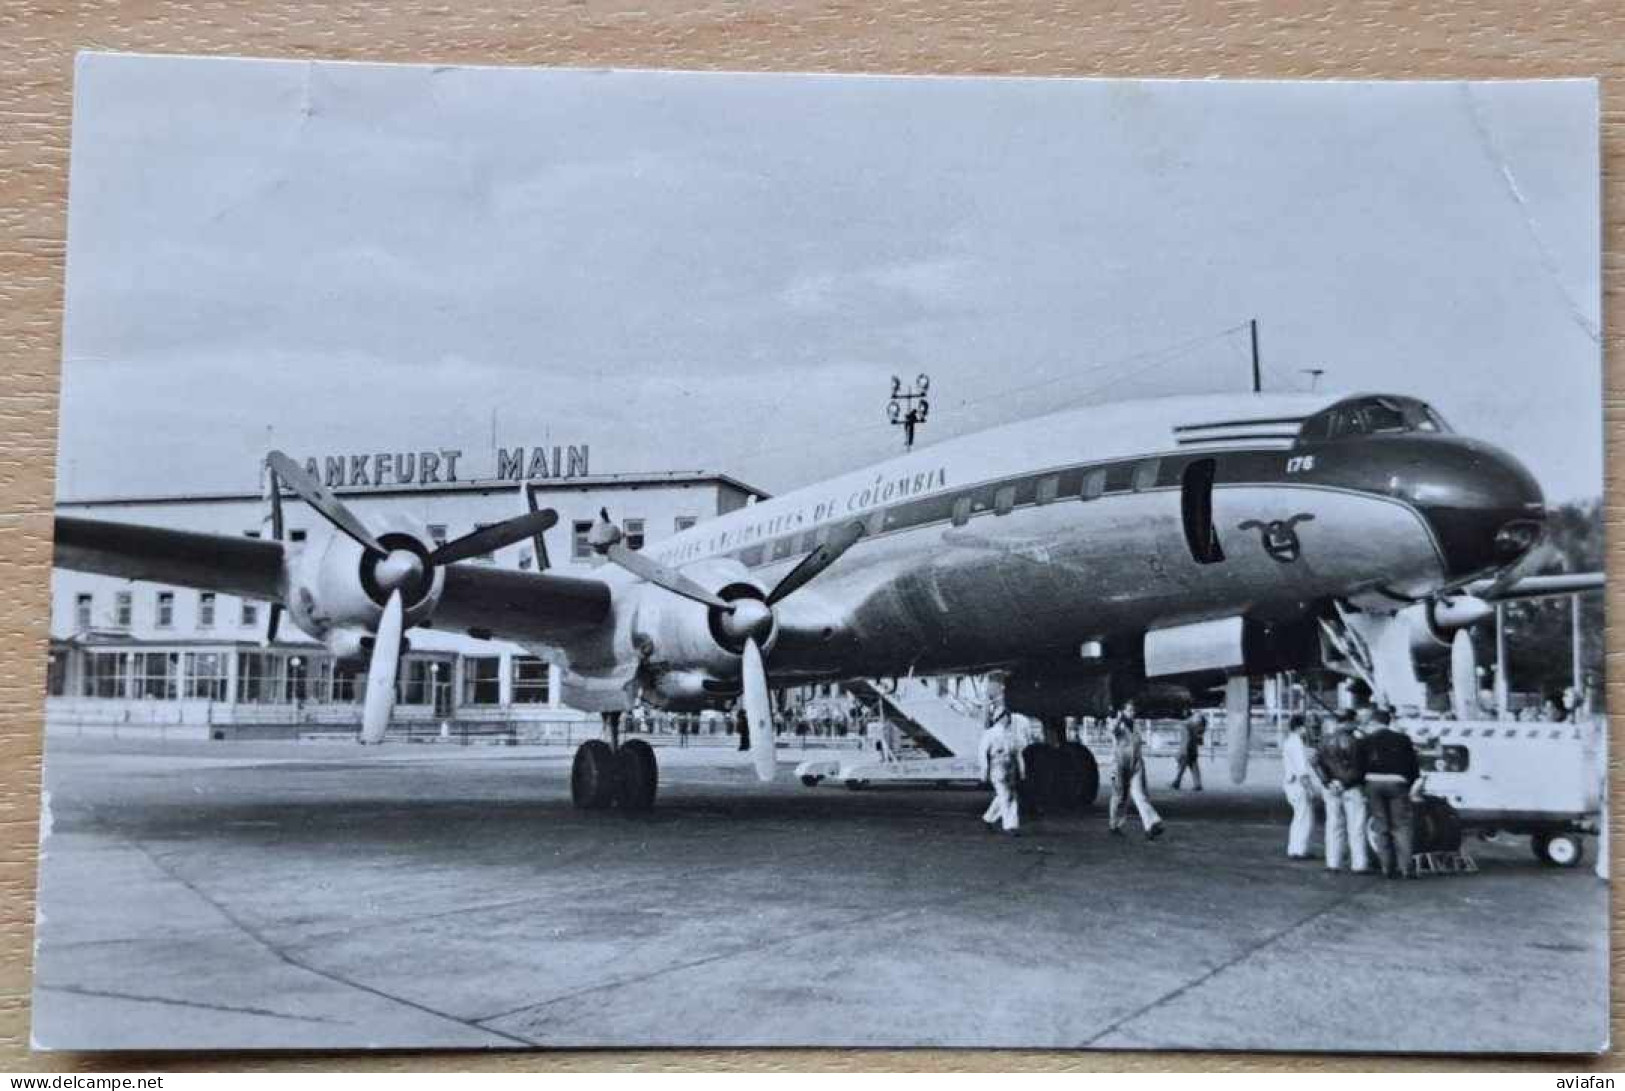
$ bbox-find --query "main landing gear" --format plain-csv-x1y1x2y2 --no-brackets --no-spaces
571,712,659,812
1018,716,1100,816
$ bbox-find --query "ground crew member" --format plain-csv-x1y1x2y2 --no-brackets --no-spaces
977,672,1025,835
1363,707,1423,879
1282,713,1320,859
1311,709,1370,872
1109,701,1166,840
1170,712,1206,791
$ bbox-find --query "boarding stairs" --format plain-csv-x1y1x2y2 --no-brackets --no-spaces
841,677,987,759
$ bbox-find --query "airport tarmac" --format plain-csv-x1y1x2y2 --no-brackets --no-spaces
30,736,1609,1054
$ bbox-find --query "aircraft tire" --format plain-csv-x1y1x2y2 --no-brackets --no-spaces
617,738,658,812
800,774,822,787
572,739,619,810
1062,742,1100,810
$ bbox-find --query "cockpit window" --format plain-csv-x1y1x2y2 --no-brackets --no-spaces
1300,396,1453,442
1360,399,1408,434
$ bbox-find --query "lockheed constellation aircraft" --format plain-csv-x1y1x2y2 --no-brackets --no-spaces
55,391,1601,811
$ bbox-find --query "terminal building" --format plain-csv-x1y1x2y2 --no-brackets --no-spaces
46,443,767,739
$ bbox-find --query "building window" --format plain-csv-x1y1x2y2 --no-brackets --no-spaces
400,659,436,705
198,592,215,629
290,529,307,543
236,651,283,703
623,519,645,551
994,484,1016,516
132,651,179,700
511,656,551,704
156,591,174,628
74,593,92,630
241,600,258,627
184,652,228,701
284,656,310,703
114,591,132,628
427,524,447,548
244,529,262,539
461,656,501,705
1081,468,1107,501
320,659,365,703
82,651,127,699
675,516,698,533
572,521,594,561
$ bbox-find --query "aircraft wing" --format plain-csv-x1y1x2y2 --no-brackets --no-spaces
55,515,287,603
1467,572,1605,602
53,516,613,649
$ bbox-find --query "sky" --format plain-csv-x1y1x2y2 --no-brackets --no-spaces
56,56,1602,502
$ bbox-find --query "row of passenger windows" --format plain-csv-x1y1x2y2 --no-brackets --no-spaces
948,459,1164,527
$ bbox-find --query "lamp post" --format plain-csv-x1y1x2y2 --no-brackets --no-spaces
888,374,930,450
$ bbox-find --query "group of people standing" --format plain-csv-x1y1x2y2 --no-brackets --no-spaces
976,674,1426,879
1283,706,1425,878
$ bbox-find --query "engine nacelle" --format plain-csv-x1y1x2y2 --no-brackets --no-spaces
628,557,773,700
283,513,444,646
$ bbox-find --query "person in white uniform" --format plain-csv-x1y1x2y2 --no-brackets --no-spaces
1281,713,1320,859
978,672,1027,835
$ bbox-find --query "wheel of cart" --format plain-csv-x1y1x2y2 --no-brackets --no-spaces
1531,830,1586,868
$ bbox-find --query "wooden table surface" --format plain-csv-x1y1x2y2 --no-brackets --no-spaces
1,0,1620,1072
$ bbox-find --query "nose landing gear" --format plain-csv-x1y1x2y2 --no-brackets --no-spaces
571,712,660,812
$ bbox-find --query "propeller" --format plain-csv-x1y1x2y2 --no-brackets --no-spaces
591,508,867,780
264,449,558,744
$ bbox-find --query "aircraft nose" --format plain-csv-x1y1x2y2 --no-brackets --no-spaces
1401,437,1546,579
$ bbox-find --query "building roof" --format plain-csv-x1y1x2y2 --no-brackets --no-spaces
57,470,771,509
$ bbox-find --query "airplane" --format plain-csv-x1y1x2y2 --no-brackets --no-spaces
53,389,1603,812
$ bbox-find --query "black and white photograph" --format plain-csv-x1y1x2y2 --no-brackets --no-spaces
34,53,1606,1053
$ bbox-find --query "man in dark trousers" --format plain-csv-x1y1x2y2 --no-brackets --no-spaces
1363,706,1423,878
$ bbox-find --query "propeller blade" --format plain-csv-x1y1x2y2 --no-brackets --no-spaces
605,542,732,610
1450,629,1479,721
429,509,559,565
265,602,282,646
266,450,386,556
360,590,404,745
766,520,865,606
741,636,777,782
266,467,285,542
522,486,551,572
